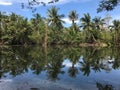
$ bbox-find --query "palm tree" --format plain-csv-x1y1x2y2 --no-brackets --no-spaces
29,13,45,44
47,6,65,43
68,10,79,31
92,16,105,43
92,16,105,30
47,6,64,31
33,13,43,34
81,13,97,43
80,13,91,30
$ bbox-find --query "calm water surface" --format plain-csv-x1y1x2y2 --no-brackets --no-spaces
0,46,120,90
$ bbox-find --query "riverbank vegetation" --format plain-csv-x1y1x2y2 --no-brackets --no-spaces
0,6,120,46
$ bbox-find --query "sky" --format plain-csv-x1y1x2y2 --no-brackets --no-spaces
0,0,120,26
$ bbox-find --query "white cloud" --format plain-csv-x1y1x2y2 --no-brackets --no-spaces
62,18,72,24
0,0,27,5
112,15,120,20
49,0,91,5
62,18,79,24
63,59,79,67
0,0,12,5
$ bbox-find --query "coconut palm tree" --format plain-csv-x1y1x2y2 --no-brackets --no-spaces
68,10,79,31
80,13,96,43
92,16,105,30
80,13,92,30
47,6,64,43
47,6,64,31
29,13,45,44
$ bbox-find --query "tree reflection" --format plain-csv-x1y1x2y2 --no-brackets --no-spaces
28,46,46,74
80,47,94,76
92,60,101,72
96,82,115,90
112,47,120,69
67,47,80,77
46,46,65,80
68,65,78,77
80,58,91,76
0,46,120,79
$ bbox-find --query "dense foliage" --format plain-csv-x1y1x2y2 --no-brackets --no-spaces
0,6,120,46
97,0,120,12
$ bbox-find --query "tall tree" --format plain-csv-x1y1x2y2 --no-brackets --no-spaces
47,6,64,43
68,10,79,31
47,6,64,31
29,13,45,44
80,13,96,43
92,16,105,30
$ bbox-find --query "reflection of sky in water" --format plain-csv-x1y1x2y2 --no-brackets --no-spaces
61,59,120,90
1,59,120,90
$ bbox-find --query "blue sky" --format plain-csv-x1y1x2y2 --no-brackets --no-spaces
0,0,120,26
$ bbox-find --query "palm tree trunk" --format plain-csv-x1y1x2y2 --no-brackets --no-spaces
72,20,75,31
115,30,118,45
44,23,48,46
44,23,48,64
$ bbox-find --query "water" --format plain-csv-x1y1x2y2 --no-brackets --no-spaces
0,46,120,90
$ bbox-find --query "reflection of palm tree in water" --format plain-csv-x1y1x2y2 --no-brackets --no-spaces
46,61,64,81
96,82,115,90
80,58,91,76
46,47,65,81
68,51,80,77
112,47,120,69
68,63,78,77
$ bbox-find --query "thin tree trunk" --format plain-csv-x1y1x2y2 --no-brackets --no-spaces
92,34,96,42
44,23,48,64
72,20,75,31
44,23,48,46
115,30,118,45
